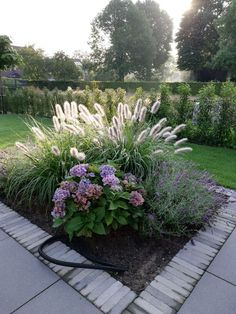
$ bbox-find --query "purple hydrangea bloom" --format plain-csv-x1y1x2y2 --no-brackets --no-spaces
99,165,116,178
69,164,89,177
77,178,91,195
52,188,70,202
88,172,95,177
124,173,138,184
51,202,66,218
60,181,79,193
102,175,120,187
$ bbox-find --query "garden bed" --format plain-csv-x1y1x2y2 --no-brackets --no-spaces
0,190,227,293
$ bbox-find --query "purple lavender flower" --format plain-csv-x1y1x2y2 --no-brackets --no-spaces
69,164,89,177
99,165,116,178
51,202,66,218
102,175,120,187
52,188,70,202
129,191,144,207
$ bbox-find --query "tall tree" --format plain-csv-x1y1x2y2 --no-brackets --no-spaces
213,0,236,78
0,35,20,113
18,46,48,80
50,51,81,81
90,0,172,81
176,0,227,80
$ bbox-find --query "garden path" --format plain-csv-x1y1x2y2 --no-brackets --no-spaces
178,204,236,314
0,228,101,313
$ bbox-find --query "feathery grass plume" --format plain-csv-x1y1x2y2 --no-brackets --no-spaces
70,147,86,161
171,124,186,135
163,132,171,138
165,135,177,142
174,147,193,154
154,126,173,139
52,116,61,132
51,146,61,156
174,138,188,147
124,104,132,120
78,104,92,119
117,102,124,117
79,112,92,124
150,123,161,137
15,142,29,154
94,103,105,117
32,127,46,141
93,114,104,128
112,116,120,129
71,101,78,119
64,124,82,135
144,98,151,106
77,152,86,161
159,118,167,126
55,104,65,122
139,107,147,122
64,101,71,120
153,149,164,155
150,101,161,114
136,129,149,143
134,99,142,120
111,126,119,139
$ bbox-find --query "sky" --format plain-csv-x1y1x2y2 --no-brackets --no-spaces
0,0,192,57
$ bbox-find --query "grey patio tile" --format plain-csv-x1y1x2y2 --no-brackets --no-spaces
0,237,58,314
208,227,236,285
0,229,9,241
14,280,101,314
178,272,236,314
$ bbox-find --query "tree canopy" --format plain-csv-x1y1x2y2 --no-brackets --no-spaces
0,35,20,71
212,0,236,78
90,0,172,81
176,0,227,77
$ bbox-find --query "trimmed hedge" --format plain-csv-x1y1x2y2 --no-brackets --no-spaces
20,80,227,95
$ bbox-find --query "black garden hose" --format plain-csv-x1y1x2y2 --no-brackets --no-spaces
38,235,128,273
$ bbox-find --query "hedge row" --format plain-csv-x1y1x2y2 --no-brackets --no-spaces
12,79,227,95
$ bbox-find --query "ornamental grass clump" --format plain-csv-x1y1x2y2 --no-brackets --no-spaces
52,163,144,239
6,98,191,210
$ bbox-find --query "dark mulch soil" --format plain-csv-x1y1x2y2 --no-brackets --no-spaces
1,194,189,292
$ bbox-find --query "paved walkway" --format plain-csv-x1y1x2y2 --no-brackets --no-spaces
178,223,236,314
0,228,101,314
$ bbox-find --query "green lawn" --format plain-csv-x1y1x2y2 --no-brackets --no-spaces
0,114,235,189
0,114,51,149
185,143,236,189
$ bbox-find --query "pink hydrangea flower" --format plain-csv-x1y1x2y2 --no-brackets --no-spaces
129,191,144,207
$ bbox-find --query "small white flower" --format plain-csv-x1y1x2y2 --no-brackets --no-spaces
139,107,147,122
55,104,65,122
150,101,161,114
165,135,177,142
32,127,46,141
94,103,105,117
174,138,188,147
51,146,61,156
53,116,61,132
174,147,193,154
15,142,29,154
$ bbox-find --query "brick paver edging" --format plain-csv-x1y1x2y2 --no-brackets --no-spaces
0,186,235,314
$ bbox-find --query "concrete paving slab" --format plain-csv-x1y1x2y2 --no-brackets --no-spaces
208,228,236,285
0,237,58,314
178,272,236,314
14,280,101,314
0,229,9,241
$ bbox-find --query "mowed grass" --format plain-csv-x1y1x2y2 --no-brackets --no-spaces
0,114,235,189
0,114,51,149
185,143,236,189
